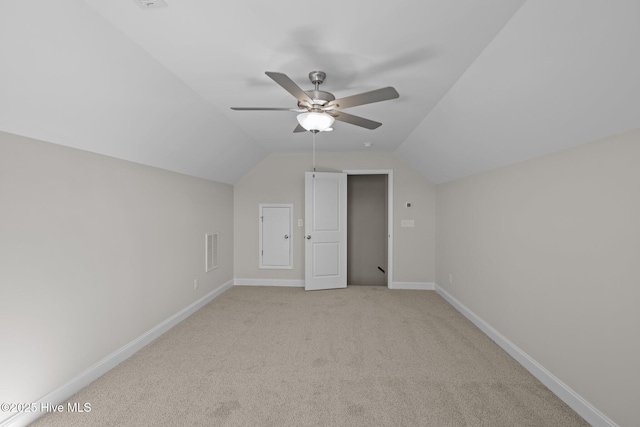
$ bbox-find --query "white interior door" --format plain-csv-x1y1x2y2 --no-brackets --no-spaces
305,172,347,291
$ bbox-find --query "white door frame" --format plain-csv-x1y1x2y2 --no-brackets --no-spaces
343,169,393,288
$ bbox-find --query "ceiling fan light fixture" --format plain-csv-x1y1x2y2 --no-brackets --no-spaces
297,112,335,132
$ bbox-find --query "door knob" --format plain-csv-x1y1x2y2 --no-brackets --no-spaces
284,235,289,239
306,235,311,239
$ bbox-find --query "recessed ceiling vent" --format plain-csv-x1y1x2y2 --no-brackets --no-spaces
133,0,167,8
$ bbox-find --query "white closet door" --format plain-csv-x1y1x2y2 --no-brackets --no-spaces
260,204,292,269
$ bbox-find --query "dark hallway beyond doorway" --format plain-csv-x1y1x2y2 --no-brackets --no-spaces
347,174,388,286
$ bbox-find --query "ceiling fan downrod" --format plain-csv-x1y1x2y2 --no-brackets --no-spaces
303,71,335,111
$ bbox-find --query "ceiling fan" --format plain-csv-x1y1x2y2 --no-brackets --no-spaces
231,71,399,133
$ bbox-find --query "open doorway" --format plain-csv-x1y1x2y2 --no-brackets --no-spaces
346,171,391,287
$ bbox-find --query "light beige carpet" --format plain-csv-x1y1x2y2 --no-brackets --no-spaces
32,286,588,426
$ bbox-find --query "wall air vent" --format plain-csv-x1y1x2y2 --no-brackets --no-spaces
133,0,167,9
205,232,218,272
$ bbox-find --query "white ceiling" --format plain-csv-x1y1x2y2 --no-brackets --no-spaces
1,0,638,184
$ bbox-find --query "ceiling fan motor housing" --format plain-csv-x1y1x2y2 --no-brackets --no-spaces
300,90,336,110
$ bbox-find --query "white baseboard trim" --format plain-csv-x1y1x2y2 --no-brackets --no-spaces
234,280,436,290
434,284,618,427
234,278,305,287
389,281,435,290
1,279,234,427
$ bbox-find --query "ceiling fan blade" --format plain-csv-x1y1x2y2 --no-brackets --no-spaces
293,124,306,133
265,72,313,104
329,111,382,130
327,87,399,110
230,107,300,111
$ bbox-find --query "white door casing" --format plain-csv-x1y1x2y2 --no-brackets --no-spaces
304,172,347,291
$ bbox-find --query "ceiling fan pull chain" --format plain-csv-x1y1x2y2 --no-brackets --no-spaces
312,131,316,173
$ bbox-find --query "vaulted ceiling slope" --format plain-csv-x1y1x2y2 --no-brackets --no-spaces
398,0,640,183
0,0,266,184
1,1,638,185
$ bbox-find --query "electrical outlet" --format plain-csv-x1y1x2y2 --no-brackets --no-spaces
194,279,199,290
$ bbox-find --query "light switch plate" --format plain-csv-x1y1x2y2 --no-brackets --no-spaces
401,219,415,228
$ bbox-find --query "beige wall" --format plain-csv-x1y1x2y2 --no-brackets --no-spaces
435,128,640,426
0,132,234,422
234,152,436,284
